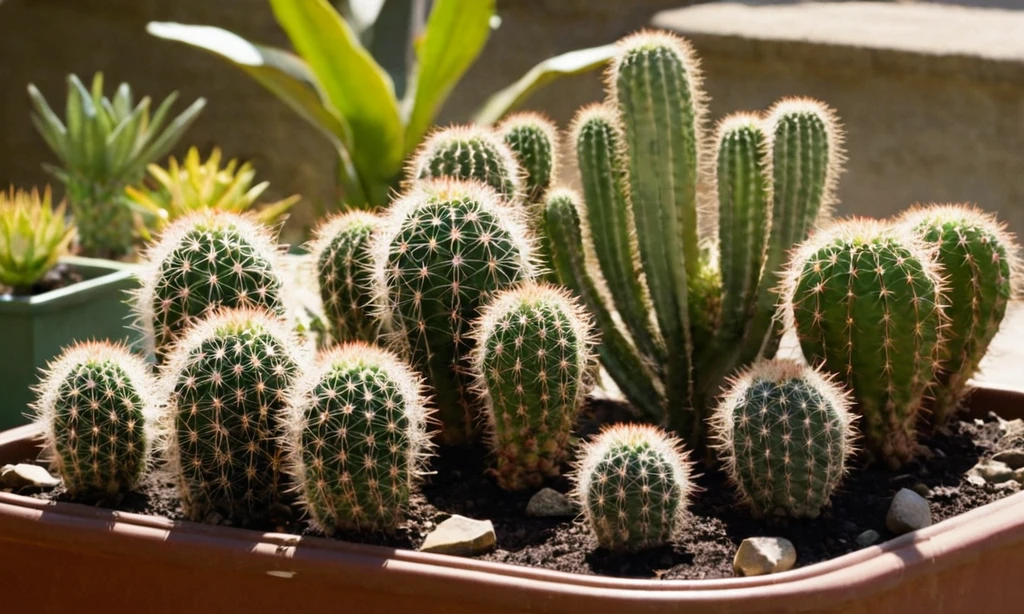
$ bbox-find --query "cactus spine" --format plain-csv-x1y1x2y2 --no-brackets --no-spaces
783,219,945,467
370,179,537,446
410,126,523,203
571,423,693,552
712,359,856,518
469,282,596,491
498,112,559,204
309,211,380,342
897,204,1020,428
286,343,433,533
33,341,156,496
160,308,306,522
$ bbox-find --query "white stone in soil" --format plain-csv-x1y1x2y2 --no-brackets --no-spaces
886,488,932,535
420,515,496,556
733,537,797,577
968,459,1015,483
0,464,59,489
992,449,1024,469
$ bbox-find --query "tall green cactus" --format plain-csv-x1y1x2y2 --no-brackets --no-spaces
309,211,380,343
370,179,537,446
286,342,433,534
498,112,559,204
409,126,523,203
469,282,595,491
782,219,945,467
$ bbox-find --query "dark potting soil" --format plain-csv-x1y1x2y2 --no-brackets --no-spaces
1,262,83,297
22,397,1013,581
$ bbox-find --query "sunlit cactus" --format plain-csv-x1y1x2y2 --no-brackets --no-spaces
498,112,559,204
409,125,523,203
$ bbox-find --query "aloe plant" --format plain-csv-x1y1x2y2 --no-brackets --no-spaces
0,185,77,295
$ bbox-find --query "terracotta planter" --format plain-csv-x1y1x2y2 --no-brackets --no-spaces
1,385,1022,614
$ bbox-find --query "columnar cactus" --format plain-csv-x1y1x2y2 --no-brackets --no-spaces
285,343,433,534
160,308,306,522
33,341,156,496
370,179,537,446
782,219,946,467
409,126,523,203
711,359,856,518
132,210,289,362
498,112,559,204
469,282,596,491
309,211,380,342
570,423,693,552
896,203,1020,428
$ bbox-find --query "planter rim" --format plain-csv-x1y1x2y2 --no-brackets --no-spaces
0,255,138,314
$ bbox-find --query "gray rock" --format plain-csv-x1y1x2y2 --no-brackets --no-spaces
0,463,59,490
969,459,1016,483
733,537,797,577
886,488,932,535
911,483,933,498
856,529,880,547
526,488,576,518
966,474,987,487
993,449,1024,470
420,515,496,556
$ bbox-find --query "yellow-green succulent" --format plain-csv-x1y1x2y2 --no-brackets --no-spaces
0,186,78,294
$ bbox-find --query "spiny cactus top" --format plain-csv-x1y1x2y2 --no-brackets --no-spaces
133,209,289,361
33,341,157,496
309,210,381,343
897,203,1020,427
571,423,693,552
285,342,433,534
409,125,524,203
370,179,538,446
782,218,946,467
712,359,856,518
497,112,559,204
469,282,596,491
159,308,307,522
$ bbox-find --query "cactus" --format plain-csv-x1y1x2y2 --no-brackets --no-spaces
498,113,559,204
896,203,1020,428
782,218,946,467
309,211,381,342
132,210,289,362
160,307,307,522
711,359,856,518
32,341,156,497
409,126,523,203
285,342,433,533
570,423,693,552
469,281,596,491
370,179,537,446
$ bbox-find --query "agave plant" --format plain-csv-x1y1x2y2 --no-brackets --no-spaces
124,146,300,241
27,72,206,259
0,186,77,295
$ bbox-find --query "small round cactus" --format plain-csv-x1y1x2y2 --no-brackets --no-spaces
160,307,307,523
497,112,559,204
469,282,596,491
308,210,380,342
32,341,156,496
132,210,289,362
285,342,433,534
896,203,1020,428
370,179,538,446
570,423,693,552
711,359,856,518
409,125,524,203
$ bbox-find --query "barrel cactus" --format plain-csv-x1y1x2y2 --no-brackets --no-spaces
132,209,289,362
286,342,433,534
896,203,1020,428
469,281,595,491
497,112,559,204
160,307,307,522
370,179,537,446
782,218,945,467
309,210,380,342
33,341,157,497
712,359,856,518
570,423,693,552
409,125,523,203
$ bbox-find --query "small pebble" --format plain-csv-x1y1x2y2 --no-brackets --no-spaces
886,488,932,535
526,488,576,518
420,515,496,556
856,529,880,547
733,537,797,577
969,459,1015,483
966,474,987,487
911,483,933,498
0,463,60,490
994,449,1024,470
990,480,1021,493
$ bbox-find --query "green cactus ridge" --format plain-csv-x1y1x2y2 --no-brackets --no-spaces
33,341,156,496
469,281,595,491
160,307,306,522
286,342,433,534
410,125,524,203
310,211,381,343
897,204,1019,427
712,359,856,518
783,219,946,466
498,112,559,204
571,423,693,552
370,179,537,446
133,210,289,362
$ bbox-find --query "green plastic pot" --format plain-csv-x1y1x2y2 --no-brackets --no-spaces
0,255,141,430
